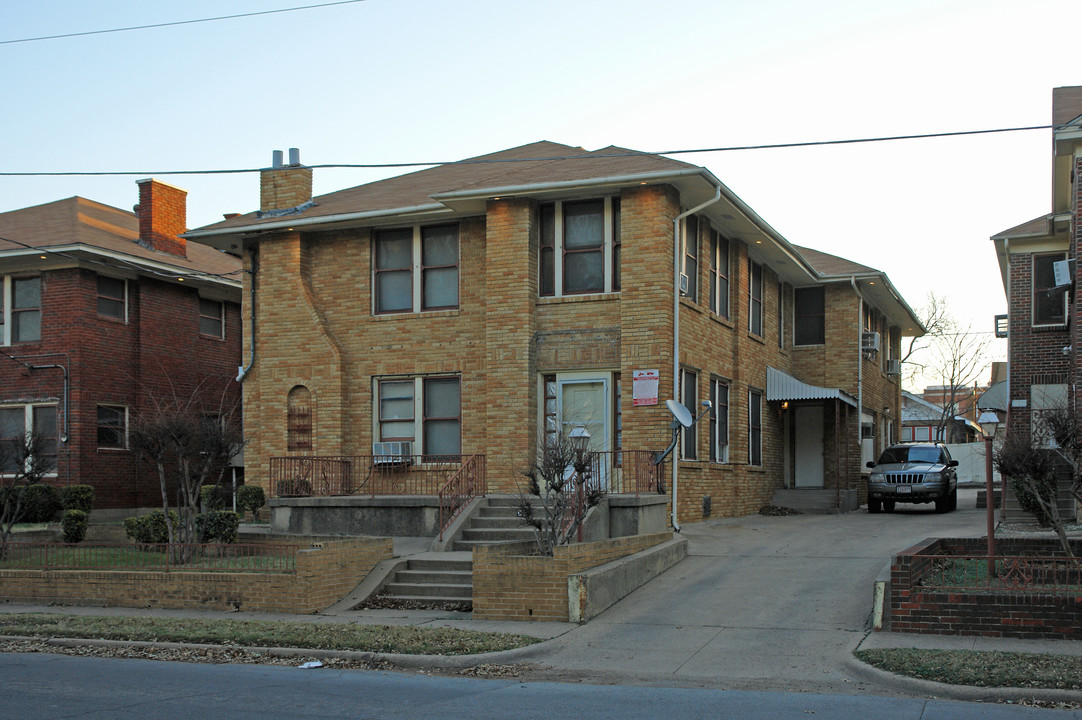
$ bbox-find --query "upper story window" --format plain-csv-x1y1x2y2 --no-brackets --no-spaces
96,276,126,320
708,229,729,319
199,298,224,338
682,216,698,302
749,260,763,336
1032,253,1067,327
374,224,459,314
540,198,620,297
794,287,825,345
2,276,41,345
777,282,786,348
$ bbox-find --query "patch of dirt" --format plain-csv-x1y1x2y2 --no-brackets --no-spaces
358,595,472,612
758,504,803,516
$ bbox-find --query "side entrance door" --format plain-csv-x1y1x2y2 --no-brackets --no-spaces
794,405,825,488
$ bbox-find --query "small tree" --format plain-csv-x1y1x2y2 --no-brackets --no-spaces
129,384,244,564
995,407,1081,560
516,432,604,556
0,433,53,559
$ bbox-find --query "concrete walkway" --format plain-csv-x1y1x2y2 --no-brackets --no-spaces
4,488,1082,702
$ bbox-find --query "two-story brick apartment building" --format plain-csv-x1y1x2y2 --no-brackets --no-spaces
186,142,921,524
991,86,1082,519
0,180,242,509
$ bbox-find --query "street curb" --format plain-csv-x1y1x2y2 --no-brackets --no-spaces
845,653,1082,705
0,633,557,670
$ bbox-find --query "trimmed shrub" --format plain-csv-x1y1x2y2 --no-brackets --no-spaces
61,485,95,514
200,484,231,512
196,511,239,544
21,484,62,523
61,509,89,543
123,510,179,545
236,485,266,522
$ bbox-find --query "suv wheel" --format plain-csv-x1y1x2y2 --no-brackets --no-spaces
948,487,958,511
868,498,882,514
935,491,951,514
883,499,895,513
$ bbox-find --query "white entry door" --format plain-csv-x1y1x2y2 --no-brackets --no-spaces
557,375,610,487
794,405,825,488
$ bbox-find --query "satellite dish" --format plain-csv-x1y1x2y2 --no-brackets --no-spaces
666,399,694,428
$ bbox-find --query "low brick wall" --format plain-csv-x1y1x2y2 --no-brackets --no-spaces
889,537,1082,639
0,536,392,614
472,532,672,622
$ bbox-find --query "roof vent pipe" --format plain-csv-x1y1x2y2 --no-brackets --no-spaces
272,150,284,168
288,148,301,166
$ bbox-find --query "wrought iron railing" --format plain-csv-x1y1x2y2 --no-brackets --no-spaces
0,543,299,573
916,555,1082,594
268,455,468,497
437,454,487,541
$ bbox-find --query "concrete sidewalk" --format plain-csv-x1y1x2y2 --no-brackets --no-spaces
3,488,1082,703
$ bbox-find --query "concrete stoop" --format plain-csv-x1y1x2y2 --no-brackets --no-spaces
450,496,539,551
770,488,859,514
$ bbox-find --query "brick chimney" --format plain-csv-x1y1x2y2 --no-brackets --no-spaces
260,148,313,214
135,179,187,257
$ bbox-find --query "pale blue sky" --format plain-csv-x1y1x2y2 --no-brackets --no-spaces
3,0,1081,382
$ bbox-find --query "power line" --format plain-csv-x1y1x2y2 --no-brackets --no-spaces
0,0,369,46
0,124,1055,177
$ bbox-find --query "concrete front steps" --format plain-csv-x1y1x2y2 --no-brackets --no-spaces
370,553,474,608
451,496,539,551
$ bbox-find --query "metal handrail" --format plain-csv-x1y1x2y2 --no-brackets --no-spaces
437,454,487,541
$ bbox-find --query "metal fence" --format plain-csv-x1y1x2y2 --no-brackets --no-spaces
268,455,469,497
0,543,299,573
916,554,1082,594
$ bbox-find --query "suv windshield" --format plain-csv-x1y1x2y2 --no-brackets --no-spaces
877,446,942,465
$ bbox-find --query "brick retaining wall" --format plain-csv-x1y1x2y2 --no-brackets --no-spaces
889,537,1082,639
0,536,392,614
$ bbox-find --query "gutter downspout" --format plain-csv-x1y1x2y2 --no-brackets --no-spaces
671,185,723,532
851,276,863,510
236,247,258,382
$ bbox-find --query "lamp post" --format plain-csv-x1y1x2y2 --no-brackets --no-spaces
978,411,1000,579
568,425,591,542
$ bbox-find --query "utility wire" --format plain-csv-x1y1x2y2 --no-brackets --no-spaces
0,124,1056,177
0,0,369,46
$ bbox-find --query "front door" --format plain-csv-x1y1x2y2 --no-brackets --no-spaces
557,375,610,487
794,405,825,488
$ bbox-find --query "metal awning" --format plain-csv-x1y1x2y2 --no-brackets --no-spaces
766,366,858,408
977,380,1008,412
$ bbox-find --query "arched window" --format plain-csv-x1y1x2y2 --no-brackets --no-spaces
287,386,313,453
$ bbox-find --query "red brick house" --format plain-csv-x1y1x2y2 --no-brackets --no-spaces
186,142,922,527
991,86,1082,520
0,180,243,509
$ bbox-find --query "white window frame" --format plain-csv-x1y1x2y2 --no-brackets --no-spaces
749,260,763,336
540,198,619,298
1032,253,1068,328
2,275,42,346
374,375,461,457
710,378,729,463
682,215,698,302
0,403,58,475
748,389,762,466
680,369,697,460
373,224,460,314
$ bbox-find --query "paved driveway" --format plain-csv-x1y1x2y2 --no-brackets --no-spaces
532,488,986,694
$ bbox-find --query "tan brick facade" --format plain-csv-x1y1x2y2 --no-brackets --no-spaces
239,181,904,523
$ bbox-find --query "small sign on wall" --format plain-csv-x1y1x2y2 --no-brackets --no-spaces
632,370,660,406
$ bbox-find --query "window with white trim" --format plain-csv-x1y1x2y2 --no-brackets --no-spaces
1032,253,1067,327
376,376,461,457
2,276,41,345
710,378,729,463
683,215,698,302
539,198,620,297
199,298,224,338
0,403,56,473
96,275,127,320
374,224,459,314
96,405,127,449
748,390,762,466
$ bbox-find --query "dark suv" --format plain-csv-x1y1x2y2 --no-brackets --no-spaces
865,442,958,513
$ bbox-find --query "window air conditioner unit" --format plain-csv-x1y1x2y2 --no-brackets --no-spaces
372,441,412,465
1053,259,1074,288
886,359,901,376
861,331,880,354
679,273,690,296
